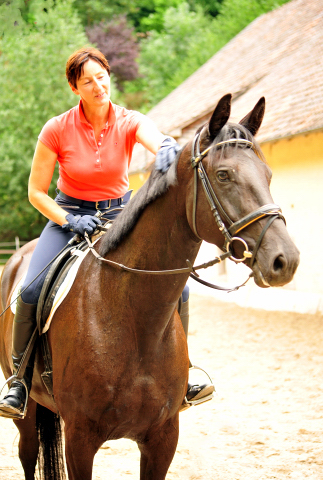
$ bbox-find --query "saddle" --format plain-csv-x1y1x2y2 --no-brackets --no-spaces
35,229,111,396
34,239,89,395
36,240,89,333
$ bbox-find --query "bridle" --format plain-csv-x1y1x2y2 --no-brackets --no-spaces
83,132,286,292
190,132,285,268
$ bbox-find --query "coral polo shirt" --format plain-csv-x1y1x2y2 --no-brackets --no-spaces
38,100,145,201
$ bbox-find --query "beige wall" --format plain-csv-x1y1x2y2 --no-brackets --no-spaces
129,171,150,194
191,129,323,312
262,130,323,294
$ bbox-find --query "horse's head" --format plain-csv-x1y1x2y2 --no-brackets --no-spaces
182,94,300,288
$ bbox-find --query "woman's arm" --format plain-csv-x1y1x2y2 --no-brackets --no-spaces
135,118,180,172
28,140,69,226
135,119,166,155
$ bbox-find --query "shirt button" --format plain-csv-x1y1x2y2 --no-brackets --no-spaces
100,134,103,137
96,159,99,163
96,151,99,154
98,142,101,146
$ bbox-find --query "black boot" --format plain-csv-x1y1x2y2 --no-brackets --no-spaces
179,297,215,407
0,298,37,419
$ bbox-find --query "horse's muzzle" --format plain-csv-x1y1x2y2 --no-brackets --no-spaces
252,245,300,288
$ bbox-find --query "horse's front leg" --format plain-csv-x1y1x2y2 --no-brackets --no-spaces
13,398,39,480
64,417,104,480
138,413,179,480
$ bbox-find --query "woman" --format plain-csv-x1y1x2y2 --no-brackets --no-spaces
0,47,214,418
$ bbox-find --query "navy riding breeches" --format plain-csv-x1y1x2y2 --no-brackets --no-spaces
20,193,131,304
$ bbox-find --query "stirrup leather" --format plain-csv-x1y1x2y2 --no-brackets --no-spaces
0,376,29,419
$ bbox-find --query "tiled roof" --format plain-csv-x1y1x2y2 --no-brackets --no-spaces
130,0,323,173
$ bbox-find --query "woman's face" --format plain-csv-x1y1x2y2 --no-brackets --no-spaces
70,59,110,108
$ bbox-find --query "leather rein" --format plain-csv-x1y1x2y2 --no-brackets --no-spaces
85,133,285,292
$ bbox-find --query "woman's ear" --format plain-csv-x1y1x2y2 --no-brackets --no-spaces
69,83,79,96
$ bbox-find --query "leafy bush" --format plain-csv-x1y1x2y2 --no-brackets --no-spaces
0,0,88,240
86,16,139,90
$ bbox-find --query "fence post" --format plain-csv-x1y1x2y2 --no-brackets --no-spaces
15,236,20,250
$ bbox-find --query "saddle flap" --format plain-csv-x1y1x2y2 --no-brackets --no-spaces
38,243,90,334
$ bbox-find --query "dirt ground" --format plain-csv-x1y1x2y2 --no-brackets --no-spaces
0,293,323,480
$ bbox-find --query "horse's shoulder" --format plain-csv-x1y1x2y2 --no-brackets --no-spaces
19,238,39,256
11,238,38,264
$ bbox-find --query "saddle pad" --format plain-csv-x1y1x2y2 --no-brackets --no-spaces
10,248,90,332
42,248,90,333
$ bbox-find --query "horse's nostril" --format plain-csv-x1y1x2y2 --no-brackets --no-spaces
273,254,286,272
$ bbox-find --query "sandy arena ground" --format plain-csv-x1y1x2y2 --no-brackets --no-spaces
0,293,323,479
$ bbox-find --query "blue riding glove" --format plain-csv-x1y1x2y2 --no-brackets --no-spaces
61,214,102,236
155,137,181,173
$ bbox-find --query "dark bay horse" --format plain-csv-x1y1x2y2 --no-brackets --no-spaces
0,94,299,479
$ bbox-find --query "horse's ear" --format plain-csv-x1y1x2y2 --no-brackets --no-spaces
239,97,265,136
208,94,232,138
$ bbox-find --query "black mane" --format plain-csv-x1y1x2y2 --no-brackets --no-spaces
99,154,179,256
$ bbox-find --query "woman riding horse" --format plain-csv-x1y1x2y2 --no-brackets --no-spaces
0,46,213,419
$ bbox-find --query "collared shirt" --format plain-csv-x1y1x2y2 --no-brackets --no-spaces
38,100,145,201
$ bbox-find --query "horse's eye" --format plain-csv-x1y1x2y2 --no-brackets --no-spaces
217,171,230,182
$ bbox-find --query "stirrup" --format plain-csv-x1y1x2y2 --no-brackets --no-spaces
180,365,215,412
0,375,29,419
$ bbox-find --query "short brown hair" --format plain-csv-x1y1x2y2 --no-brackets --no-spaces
66,47,110,88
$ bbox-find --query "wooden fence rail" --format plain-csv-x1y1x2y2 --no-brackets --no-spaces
0,237,28,264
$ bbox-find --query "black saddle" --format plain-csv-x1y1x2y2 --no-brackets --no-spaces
32,240,89,396
36,240,89,334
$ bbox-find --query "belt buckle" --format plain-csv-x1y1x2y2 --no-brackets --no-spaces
96,199,111,210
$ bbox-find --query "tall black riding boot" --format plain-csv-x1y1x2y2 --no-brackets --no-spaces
179,297,215,407
0,297,37,419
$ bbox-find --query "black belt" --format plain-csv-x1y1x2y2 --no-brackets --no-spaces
58,190,132,210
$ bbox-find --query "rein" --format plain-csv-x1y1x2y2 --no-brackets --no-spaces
85,133,284,292
85,234,250,292
86,231,230,274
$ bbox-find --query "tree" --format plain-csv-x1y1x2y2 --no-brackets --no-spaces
73,0,184,32
127,0,290,109
86,16,139,90
72,0,127,27
186,0,224,17
125,3,221,108
0,0,88,240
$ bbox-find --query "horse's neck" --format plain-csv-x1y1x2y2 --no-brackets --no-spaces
99,186,200,319
124,187,199,271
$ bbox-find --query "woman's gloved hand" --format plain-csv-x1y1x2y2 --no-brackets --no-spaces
155,137,181,173
61,214,102,236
